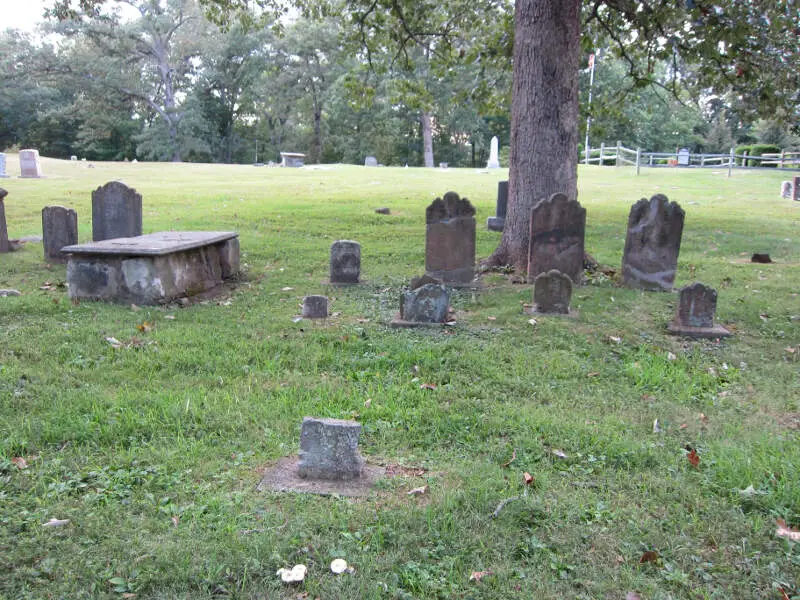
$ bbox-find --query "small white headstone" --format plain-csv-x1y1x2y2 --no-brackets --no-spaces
0,153,7,178
677,148,690,166
487,136,500,169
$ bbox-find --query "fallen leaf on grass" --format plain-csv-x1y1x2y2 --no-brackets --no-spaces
523,472,534,486
686,448,700,468
136,321,154,333
11,456,28,469
653,419,662,434
667,352,677,361
785,347,796,354
679,423,688,430
527,318,537,326
420,383,437,390
501,449,517,468
364,398,372,408
778,588,791,600
586,372,600,377
164,315,175,320
776,519,800,541
626,593,642,600
469,570,494,582
171,516,180,527
407,486,428,496
487,316,497,321
42,518,70,528
759,314,769,322
608,335,622,344
551,449,568,459
639,550,659,564
281,287,294,291
105,337,123,349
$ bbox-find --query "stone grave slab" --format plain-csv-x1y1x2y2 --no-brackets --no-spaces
92,181,142,241
794,176,800,202
668,282,731,338
781,181,793,199
302,295,329,318
19,149,43,178
529,269,576,316
391,283,449,328
42,206,78,262
62,231,239,305
425,191,476,286
527,193,586,284
487,180,508,231
329,240,361,284
365,156,378,167
0,188,8,253
0,153,7,178
280,152,306,167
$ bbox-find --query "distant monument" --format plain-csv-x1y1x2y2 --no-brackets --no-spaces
364,156,378,167
486,136,500,169
0,153,7,178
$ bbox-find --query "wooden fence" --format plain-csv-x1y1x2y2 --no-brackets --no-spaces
584,141,800,177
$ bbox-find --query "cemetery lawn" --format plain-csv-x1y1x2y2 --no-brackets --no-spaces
1,156,799,600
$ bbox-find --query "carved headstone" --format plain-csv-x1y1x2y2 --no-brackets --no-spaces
0,153,7,178
392,283,449,327
91,181,143,241
781,181,793,199
794,176,800,202
487,136,500,169
298,417,364,480
42,206,78,262
0,188,8,253
487,180,508,231
19,149,43,178
621,194,685,291
425,191,476,285
364,156,378,167
330,240,360,284
527,193,586,284
302,295,328,319
532,269,573,315
668,282,730,338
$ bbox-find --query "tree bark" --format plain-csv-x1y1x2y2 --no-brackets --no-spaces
487,0,580,270
421,110,434,167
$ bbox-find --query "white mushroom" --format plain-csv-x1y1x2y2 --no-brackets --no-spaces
276,564,307,583
330,559,348,574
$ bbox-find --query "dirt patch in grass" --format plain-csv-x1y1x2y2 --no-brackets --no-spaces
257,457,386,497
775,412,800,430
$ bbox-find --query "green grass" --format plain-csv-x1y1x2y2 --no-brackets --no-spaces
1,155,799,599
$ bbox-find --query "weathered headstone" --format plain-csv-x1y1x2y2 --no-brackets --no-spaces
751,253,772,264
19,149,43,178
781,181,793,199
91,181,143,241
0,188,8,253
330,240,360,284
532,269,573,315
0,153,7,178
364,156,378,167
302,295,328,318
677,148,690,166
487,180,508,231
425,191,476,285
487,136,500,169
668,282,730,338
793,175,800,202
70,155,78,161
280,152,306,167
527,193,586,284
374,207,390,215
42,206,78,262
621,194,685,291
392,283,449,327
298,417,364,480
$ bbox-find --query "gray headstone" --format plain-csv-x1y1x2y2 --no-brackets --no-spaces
302,295,328,318
0,188,8,253
487,180,508,231
794,176,800,202
42,206,78,262
677,148,690,166
781,181,793,199
533,269,572,314
0,153,7,177
19,149,43,178
70,155,78,161
668,282,730,338
400,283,449,323
374,207,390,214
330,240,361,284
425,191,476,285
91,181,143,241
527,193,586,284
621,194,685,291
365,156,378,167
298,416,364,480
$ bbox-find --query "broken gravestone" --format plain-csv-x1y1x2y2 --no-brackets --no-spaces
487,180,508,231
329,240,360,284
527,193,586,284
92,181,143,241
425,191,476,286
531,269,574,315
298,417,365,480
621,194,685,291
302,295,328,318
392,283,449,327
42,206,78,263
667,282,730,338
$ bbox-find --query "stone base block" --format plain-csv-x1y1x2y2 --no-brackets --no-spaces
667,322,731,339
486,216,505,231
390,314,449,328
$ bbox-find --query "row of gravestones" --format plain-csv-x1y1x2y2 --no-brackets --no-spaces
0,150,44,178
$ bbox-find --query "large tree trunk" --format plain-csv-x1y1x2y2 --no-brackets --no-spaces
421,111,434,167
487,0,580,270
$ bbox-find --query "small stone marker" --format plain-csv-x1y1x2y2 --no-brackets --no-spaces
487,180,508,231
532,269,573,315
794,176,800,202
329,240,360,284
280,152,306,167
374,207,390,215
91,181,143,241
668,282,730,338
392,283,449,327
364,156,378,167
751,253,772,264
42,206,78,262
781,181,793,199
621,194,685,291
487,136,500,169
298,417,364,480
677,148,690,166
0,188,8,253
70,155,78,161
19,149,43,178
527,193,586,284
425,191,476,286
302,295,328,318
0,153,8,178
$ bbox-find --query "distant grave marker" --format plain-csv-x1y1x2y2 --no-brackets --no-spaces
486,136,500,169
364,156,378,167
19,149,43,178
0,188,9,253
527,193,585,284
42,206,78,263
0,153,8,178
280,152,306,167
487,180,508,231
92,181,142,241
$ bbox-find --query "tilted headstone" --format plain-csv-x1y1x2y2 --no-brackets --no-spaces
668,282,730,338
364,156,378,167
487,180,508,231
0,153,8,178
302,295,328,319
330,240,361,284
298,417,364,480
19,149,43,178
91,181,142,241
781,181,793,199
527,193,586,284
42,206,78,262
621,194,685,291
395,283,449,325
533,269,573,314
425,191,476,285
0,188,8,253
794,176,800,202
487,136,500,169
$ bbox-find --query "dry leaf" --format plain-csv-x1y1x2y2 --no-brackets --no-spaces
523,472,534,486
42,518,70,528
653,419,662,434
281,287,294,291
136,321,153,333
608,336,622,343
687,448,700,468
625,593,642,600
364,398,372,408
164,315,175,320
171,516,180,527
420,383,437,390
105,337,123,349
639,550,659,563
469,570,493,582
501,449,517,468
586,372,600,377
527,318,537,326
699,413,709,425
487,316,497,321
679,423,688,430
759,314,769,322
11,456,28,469
667,352,677,361
407,486,428,496
785,347,796,354
551,449,568,459
776,519,800,541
